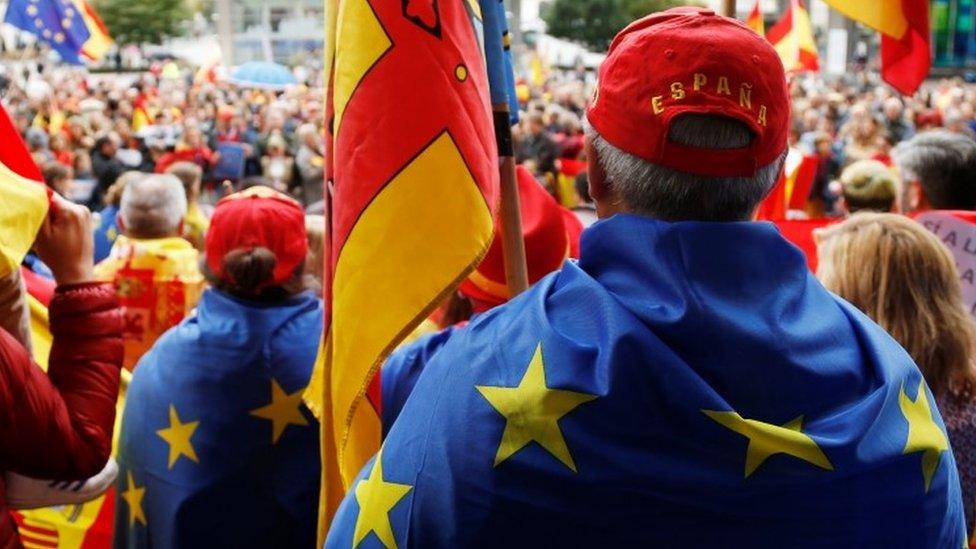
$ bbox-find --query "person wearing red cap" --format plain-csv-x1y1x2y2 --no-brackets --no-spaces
116,187,321,548
327,8,963,547
380,165,582,434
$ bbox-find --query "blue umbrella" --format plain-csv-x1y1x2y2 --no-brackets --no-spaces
228,61,298,90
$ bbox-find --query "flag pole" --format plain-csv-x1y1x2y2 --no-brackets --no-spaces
493,106,530,297
722,0,736,17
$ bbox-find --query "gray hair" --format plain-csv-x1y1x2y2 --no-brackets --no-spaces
586,114,785,222
119,174,187,238
893,130,976,210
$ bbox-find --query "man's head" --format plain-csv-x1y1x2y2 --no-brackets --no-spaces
525,113,545,137
25,127,48,152
41,161,72,197
893,130,976,212
585,7,789,222
883,97,904,122
94,134,118,157
165,161,203,203
118,174,187,239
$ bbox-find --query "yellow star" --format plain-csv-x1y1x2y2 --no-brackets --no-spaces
121,471,146,527
250,379,309,444
703,410,833,478
352,451,412,549
25,5,37,15
476,343,597,473
899,382,949,491
156,404,199,469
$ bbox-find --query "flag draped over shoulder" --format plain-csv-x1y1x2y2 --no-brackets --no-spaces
325,215,965,547
0,104,49,279
820,0,929,95
4,0,112,64
767,0,819,73
307,0,499,537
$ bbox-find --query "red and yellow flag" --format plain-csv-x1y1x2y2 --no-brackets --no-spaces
767,0,819,73
756,152,819,220
820,0,930,95
306,0,499,539
0,104,50,279
745,0,764,36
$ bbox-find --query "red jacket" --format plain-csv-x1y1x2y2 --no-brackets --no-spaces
0,283,123,549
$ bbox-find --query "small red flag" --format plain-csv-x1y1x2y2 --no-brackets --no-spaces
881,0,931,96
0,105,42,181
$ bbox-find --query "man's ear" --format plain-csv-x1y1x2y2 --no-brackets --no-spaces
907,179,925,212
177,217,185,237
586,142,609,201
116,213,126,233
584,138,621,218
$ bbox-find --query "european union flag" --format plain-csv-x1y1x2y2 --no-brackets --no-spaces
480,0,520,124
328,215,965,547
4,0,108,64
115,289,322,548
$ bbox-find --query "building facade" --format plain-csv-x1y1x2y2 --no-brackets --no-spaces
230,0,323,64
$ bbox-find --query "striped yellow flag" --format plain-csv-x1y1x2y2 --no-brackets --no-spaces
306,0,499,541
745,0,764,36
767,0,820,73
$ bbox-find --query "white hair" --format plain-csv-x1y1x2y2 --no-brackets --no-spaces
586,114,786,222
119,174,187,238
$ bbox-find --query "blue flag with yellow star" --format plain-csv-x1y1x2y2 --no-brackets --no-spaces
115,288,322,548
327,214,966,548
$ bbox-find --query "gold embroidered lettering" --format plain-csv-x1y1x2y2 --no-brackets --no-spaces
717,76,731,95
670,82,686,100
739,83,752,109
651,95,665,115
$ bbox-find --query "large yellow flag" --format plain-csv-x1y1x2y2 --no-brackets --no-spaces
307,0,499,541
0,105,49,278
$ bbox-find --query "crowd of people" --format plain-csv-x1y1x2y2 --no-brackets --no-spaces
1,60,326,215
5,5,976,547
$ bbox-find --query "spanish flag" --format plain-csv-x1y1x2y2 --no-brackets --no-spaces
0,104,50,279
767,0,819,73
131,94,153,132
756,151,819,221
745,0,764,36
820,0,930,95
307,0,498,540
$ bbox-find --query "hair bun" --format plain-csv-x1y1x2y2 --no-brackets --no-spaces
221,247,278,295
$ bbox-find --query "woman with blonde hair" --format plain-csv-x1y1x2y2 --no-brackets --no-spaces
817,212,976,534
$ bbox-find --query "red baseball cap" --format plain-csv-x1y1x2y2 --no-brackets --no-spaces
586,7,789,177
205,186,308,288
459,166,582,311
